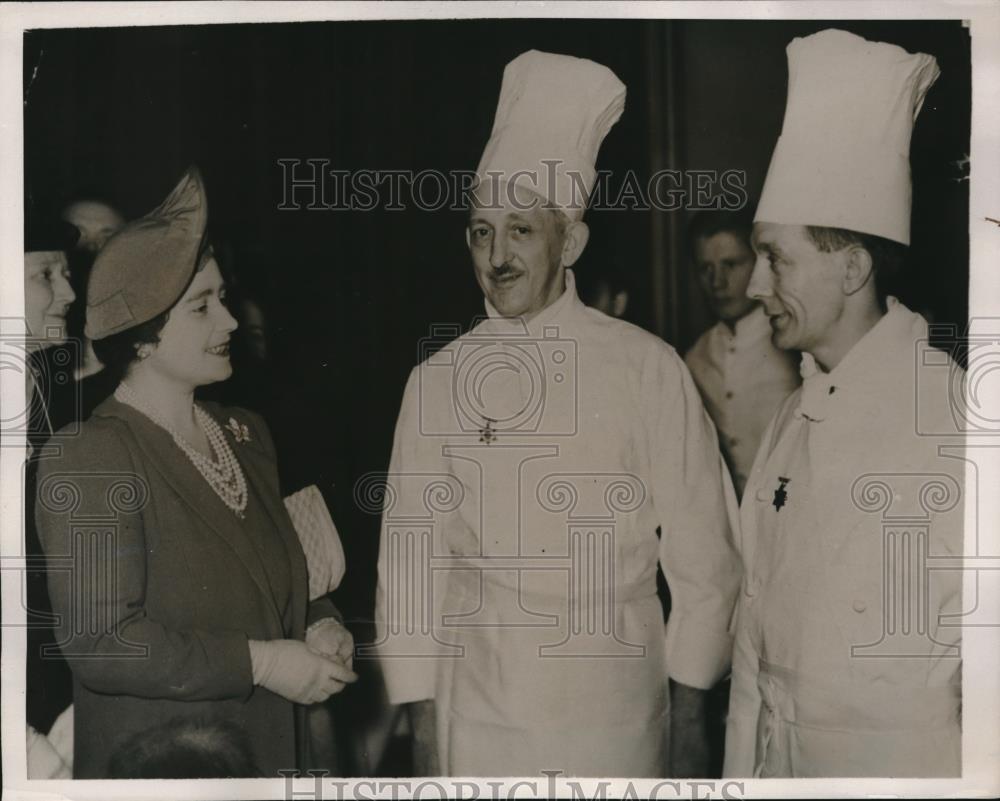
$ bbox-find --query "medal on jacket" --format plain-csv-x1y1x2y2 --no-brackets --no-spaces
773,476,790,511
479,416,498,445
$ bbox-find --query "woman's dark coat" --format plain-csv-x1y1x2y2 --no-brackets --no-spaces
35,397,336,777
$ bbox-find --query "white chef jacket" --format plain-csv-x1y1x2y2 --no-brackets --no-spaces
685,306,801,498
376,270,742,777
723,298,964,778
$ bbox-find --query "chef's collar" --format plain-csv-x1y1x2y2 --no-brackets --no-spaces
797,296,913,422
482,268,580,337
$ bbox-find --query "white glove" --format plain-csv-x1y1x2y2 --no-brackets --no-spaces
248,639,357,705
26,725,71,779
306,618,354,670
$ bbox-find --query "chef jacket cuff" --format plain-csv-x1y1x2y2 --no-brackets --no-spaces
721,712,759,778
664,615,734,690
381,657,436,706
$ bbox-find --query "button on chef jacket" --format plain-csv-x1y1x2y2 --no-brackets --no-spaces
723,298,964,778
685,306,801,498
376,270,742,777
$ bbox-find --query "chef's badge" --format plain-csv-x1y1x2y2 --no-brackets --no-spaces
772,476,791,511
479,416,497,445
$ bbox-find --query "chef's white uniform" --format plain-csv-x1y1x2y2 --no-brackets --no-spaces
724,299,964,777
376,271,742,776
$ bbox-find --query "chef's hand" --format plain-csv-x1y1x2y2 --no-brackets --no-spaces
306,617,354,670
248,639,357,705
409,699,440,776
668,679,711,778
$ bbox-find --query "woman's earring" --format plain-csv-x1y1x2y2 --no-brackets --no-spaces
136,344,153,360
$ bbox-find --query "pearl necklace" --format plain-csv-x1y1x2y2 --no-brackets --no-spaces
114,382,248,519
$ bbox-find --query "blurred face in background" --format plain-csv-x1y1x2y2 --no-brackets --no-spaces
239,298,269,362
62,200,125,253
694,230,758,327
580,277,629,319
24,250,75,350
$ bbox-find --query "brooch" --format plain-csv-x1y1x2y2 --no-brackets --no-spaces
226,417,251,443
772,476,790,512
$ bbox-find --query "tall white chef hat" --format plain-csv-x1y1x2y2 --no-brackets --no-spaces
475,50,626,222
754,29,940,245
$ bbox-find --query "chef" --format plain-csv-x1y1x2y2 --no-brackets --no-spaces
375,50,742,777
723,29,964,778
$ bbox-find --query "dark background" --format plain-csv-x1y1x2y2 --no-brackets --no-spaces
24,18,971,773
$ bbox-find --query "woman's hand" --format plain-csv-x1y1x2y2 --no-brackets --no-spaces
305,618,354,670
248,639,357,705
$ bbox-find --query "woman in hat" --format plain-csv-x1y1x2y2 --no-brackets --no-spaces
34,168,356,779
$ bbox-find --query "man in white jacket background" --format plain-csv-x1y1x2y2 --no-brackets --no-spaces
684,208,801,499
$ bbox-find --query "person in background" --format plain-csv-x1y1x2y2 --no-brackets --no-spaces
63,198,126,382
35,168,356,778
577,267,631,319
108,717,260,778
61,199,125,255
724,29,963,778
23,200,80,770
23,207,79,452
684,208,800,499
36,199,127,435
238,296,269,362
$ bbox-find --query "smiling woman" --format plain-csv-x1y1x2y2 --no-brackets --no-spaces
22,212,79,443
33,167,357,778
24,250,75,350
92,252,237,405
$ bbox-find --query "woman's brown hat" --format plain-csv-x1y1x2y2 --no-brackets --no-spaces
85,167,208,340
